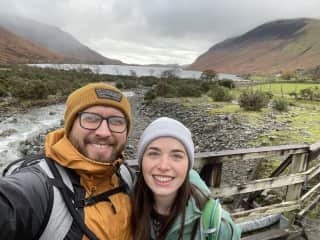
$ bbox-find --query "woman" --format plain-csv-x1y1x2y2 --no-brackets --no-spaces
131,117,240,240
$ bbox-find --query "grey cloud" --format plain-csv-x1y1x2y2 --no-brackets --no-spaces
1,0,320,64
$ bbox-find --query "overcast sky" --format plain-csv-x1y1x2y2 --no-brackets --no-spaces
1,0,320,65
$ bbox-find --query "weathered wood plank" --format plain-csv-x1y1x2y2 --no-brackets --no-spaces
195,144,309,163
298,194,320,218
241,229,289,240
307,162,320,180
210,173,306,197
300,181,320,202
232,201,300,222
211,161,320,197
286,154,308,203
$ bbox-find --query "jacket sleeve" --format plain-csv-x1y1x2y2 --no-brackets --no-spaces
0,167,51,240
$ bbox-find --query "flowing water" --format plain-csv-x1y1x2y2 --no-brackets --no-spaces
0,104,65,171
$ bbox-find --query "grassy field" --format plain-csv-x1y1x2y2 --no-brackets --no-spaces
244,82,320,95
172,82,320,146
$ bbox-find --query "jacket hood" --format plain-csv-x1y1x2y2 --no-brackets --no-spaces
45,128,122,177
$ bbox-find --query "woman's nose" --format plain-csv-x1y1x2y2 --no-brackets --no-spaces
157,156,170,171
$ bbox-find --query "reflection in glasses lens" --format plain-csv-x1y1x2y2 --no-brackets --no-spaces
78,112,127,133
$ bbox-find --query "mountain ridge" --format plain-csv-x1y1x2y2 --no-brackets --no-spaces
0,25,64,64
188,18,320,74
0,14,123,65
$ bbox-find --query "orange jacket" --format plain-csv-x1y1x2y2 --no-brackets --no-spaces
45,128,132,240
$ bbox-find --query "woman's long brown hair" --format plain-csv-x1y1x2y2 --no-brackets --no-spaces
131,170,206,240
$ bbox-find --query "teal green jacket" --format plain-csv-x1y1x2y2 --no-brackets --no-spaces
150,169,241,240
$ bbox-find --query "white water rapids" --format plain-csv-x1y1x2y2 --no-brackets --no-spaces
0,104,65,171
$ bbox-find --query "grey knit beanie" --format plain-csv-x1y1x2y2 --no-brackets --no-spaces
137,117,194,168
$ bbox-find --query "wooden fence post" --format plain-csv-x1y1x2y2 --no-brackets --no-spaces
285,153,308,223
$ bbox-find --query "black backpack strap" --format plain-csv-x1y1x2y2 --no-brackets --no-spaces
74,183,126,209
74,162,129,210
44,157,99,240
2,154,43,176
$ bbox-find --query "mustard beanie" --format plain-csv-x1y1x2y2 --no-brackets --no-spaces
64,83,132,135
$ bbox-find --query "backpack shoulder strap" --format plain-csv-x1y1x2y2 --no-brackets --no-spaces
2,154,43,176
44,157,99,240
75,162,134,209
201,198,222,240
117,162,134,192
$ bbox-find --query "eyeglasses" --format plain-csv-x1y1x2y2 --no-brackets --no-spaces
77,112,127,133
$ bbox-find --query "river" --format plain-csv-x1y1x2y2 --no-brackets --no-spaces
0,104,65,171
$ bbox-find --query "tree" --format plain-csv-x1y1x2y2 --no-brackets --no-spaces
200,69,217,81
160,69,178,79
129,70,137,77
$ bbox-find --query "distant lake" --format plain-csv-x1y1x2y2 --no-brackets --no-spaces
29,63,245,81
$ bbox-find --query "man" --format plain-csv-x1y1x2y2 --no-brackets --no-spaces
0,83,133,240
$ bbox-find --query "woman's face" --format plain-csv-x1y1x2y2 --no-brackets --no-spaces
142,137,189,200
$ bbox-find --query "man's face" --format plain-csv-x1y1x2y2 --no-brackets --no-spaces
69,105,127,163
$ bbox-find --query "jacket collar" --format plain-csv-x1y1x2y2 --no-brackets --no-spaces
151,196,202,239
45,128,123,178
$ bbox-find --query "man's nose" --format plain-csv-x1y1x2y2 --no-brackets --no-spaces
95,119,112,136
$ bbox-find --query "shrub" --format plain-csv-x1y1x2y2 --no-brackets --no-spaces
154,81,175,97
174,83,201,97
239,90,270,111
289,91,298,99
200,82,210,93
281,71,296,80
10,79,49,99
115,81,124,89
217,79,235,89
272,98,289,112
0,83,8,97
208,85,232,101
144,90,157,102
299,88,314,100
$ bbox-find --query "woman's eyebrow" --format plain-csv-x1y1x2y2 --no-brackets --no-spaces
171,149,186,154
146,146,160,151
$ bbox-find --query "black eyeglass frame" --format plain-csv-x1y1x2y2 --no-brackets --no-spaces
77,112,127,133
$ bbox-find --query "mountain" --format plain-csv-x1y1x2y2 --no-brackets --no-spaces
0,14,123,65
188,18,320,74
0,25,63,64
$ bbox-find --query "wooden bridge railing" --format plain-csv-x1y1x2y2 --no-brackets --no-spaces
195,143,320,223
127,142,320,224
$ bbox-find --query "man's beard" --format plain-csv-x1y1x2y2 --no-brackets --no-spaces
91,142,125,163
71,135,125,163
